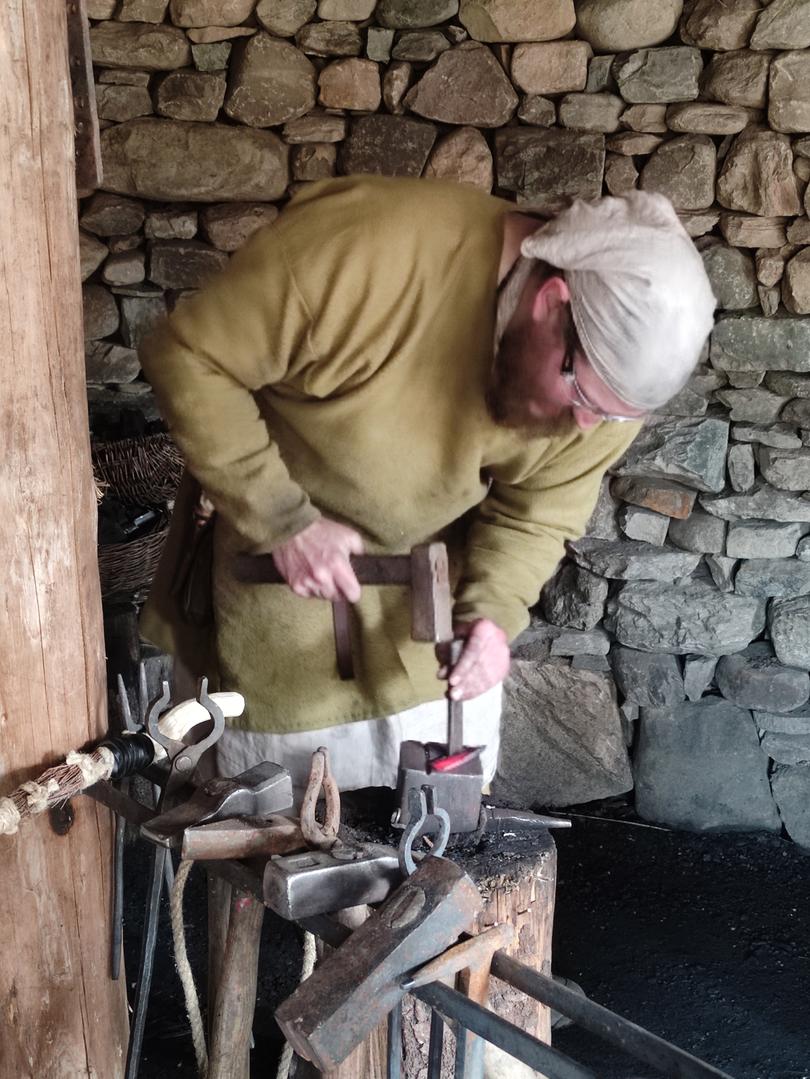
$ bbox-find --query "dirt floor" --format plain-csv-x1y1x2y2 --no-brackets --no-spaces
124,808,810,1079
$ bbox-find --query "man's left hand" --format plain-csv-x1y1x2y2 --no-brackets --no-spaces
437,619,510,701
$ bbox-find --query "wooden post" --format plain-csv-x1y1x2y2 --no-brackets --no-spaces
0,2,129,1076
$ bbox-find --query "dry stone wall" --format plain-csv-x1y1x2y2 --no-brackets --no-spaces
82,0,810,845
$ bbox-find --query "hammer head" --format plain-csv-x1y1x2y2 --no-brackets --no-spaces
141,761,294,848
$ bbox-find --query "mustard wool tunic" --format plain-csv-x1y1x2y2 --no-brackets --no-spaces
140,176,639,735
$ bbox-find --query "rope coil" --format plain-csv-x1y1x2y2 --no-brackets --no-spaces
0,747,116,837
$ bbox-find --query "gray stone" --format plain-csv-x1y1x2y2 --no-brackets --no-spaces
80,192,145,237
664,370,725,418
680,0,761,52
97,69,152,86
87,0,117,14
750,0,810,50
769,50,810,134
787,217,810,244
119,293,167,349
199,203,279,251
607,131,664,155
283,112,348,143
715,388,789,423
634,698,781,832
798,536,810,560
85,342,140,384
511,41,591,96
706,554,737,592
784,249,810,316
90,22,191,70
404,44,518,127
80,231,108,281
667,509,726,555
571,654,611,672
225,34,317,127
611,475,696,518
732,422,802,449
735,558,810,599
620,103,667,131
716,642,810,713
668,101,750,135
101,250,146,287
96,83,154,123
424,127,493,190
156,71,226,122
255,0,316,36
604,153,638,196
755,248,786,289
295,21,362,55
720,214,787,249
192,43,232,71
727,442,756,493
576,0,682,51
683,654,717,701
319,59,381,111
541,561,609,630
619,505,669,545
613,47,702,105
392,31,450,61
568,537,700,581
717,128,801,217
144,209,197,241
101,119,289,202
586,475,621,539
367,27,395,61
585,55,615,94
550,627,611,656
458,0,575,42
495,128,604,208
761,733,810,766
639,134,716,211
612,646,684,707
701,49,771,110
169,0,255,24
782,399,810,427
87,384,160,425
701,483,810,523
619,700,639,745
185,26,256,42
711,313,810,374
493,660,632,807
517,96,556,127
754,703,810,734
613,417,729,494
700,244,758,310
340,114,437,177
83,284,119,341
318,0,376,16
291,144,337,182
605,578,766,655
383,62,412,113
758,447,810,491
771,764,810,848
378,0,458,28
509,618,558,661
770,594,810,667
558,93,624,133
727,520,806,560
148,241,229,289
725,369,764,388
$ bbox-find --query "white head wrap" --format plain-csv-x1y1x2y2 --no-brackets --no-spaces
520,192,716,411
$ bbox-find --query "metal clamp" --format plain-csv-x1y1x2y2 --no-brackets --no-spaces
147,677,225,802
398,784,451,877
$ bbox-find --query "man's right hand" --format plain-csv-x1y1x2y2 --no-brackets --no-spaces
271,518,365,603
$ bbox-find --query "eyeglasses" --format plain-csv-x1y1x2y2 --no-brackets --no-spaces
561,312,641,424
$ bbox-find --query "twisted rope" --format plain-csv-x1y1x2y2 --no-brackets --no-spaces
0,747,115,836
275,930,317,1079
171,859,209,1077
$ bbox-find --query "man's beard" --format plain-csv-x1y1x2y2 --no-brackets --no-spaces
486,323,571,438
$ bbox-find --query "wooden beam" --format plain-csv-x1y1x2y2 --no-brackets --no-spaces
0,2,127,1075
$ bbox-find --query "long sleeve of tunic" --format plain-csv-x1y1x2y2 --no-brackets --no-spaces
140,176,639,734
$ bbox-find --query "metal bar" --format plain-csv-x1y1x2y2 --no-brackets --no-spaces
233,553,413,586
427,1010,444,1079
454,1022,468,1078
125,845,167,1079
387,1000,402,1079
111,811,126,980
417,982,596,1079
490,953,734,1079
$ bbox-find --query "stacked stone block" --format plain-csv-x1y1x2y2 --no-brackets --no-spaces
82,0,810,844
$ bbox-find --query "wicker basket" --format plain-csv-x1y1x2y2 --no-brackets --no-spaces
92,433,183,506
98,517,169,598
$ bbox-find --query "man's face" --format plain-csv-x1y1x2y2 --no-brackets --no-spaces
486,274,645,435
